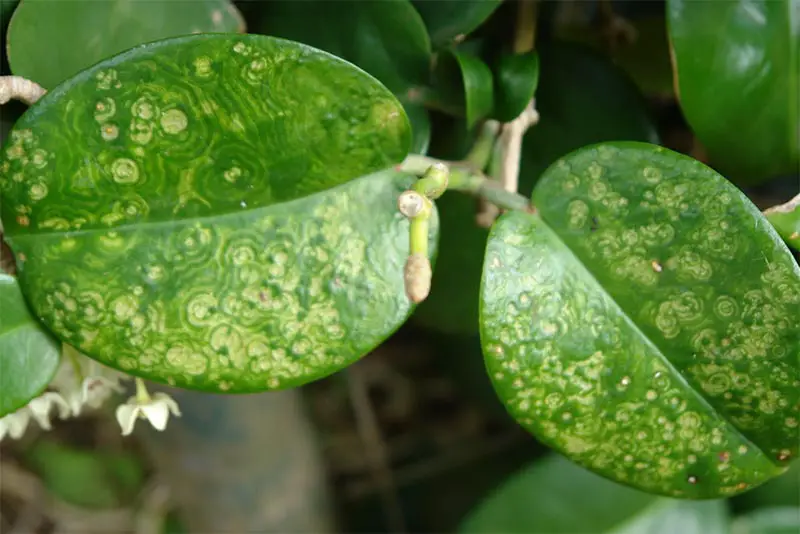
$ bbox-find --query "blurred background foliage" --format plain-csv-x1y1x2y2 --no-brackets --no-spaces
0,0,798,533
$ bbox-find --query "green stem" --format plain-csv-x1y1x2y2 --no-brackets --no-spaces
413,163,449,199
64,344,85,383
398,156,535,214
135,377,151,404
514,0,538,54
449,173,535,213
465,120,501,171
409,214,430,257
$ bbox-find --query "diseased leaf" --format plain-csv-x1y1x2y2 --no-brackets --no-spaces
480,142,800,498
434,49,494,128
0,34,433,393
667,0,800,184
7,0,245,90
491,51,539,122
460,454,730,533
414,44,657,335
0,272,61,417
253,0,431,95
413,0,503,49
732,508,800,534
733,460,800,513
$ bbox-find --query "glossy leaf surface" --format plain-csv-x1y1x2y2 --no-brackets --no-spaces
491,51,539,122
732,508,800,534
460,454,730,533
667,0,800,183
434,49,494,128
733,460,800,512
0,34,427,393
403,101,431,154
521,43,659,182
481,142,800,498
0,273,60,416
765,196,800,252
254,0,431,95
413,0,502,49
414,44,657,334
7,0,245,90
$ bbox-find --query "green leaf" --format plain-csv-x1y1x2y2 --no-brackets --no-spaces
0,0,19,75
733,508,800,534
25,440,145,508
0,34,431,393
733,460,800,513
433,49,494,128
7,0,245,90
460,454,730,533
555,15,675,98
413,0,503,49
0,272,61,417
480,142,800,498
491,51,539,122
765,196,800,252
521,43,659,182
667,0,799,184
414,44,657,335
253,0,431,95
403,101,431,154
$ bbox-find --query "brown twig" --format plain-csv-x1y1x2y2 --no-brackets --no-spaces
0,76,46,106
346,362,406,533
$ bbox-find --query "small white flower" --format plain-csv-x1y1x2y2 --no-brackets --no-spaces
115,379,181,436
82,375,125,409
27,392,70,430
51,344,130,416
0,409,31,440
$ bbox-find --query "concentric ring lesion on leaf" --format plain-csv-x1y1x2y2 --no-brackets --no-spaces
0,34,427,392
480,142,800,499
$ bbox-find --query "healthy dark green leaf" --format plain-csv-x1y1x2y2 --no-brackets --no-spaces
555,15,674,98
480,142,800,498
521,42,659,182
253,0,431,95
25,440,145,508
403,101,431,154
7,0,245,90
0,272,61,417
491,51,539,122
0,34,434,393
414,44,657,335
667,0,799,184
434,49,494,128
460,454,730,533
732,508,800,534
413,0,503,49
0,0,20,75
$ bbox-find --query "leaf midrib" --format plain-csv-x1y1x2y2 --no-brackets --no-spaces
532,211,774,467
